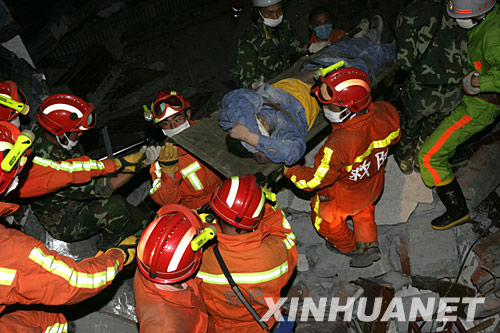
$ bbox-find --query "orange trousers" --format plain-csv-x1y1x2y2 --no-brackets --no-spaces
313,201,377,253
0,309,67,333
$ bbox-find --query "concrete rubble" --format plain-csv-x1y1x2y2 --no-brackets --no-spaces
2,0,500,331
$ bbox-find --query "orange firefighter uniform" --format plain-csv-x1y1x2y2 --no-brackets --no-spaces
149,146,222,210
197,204,297,332
13,156,117,198
285,102,400,253
0,224,125,332
134,270,208,332
0,158,123,332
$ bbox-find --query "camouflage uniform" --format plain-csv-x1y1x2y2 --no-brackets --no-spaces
235,19,305,88
30,125,149,246
394,0,468,173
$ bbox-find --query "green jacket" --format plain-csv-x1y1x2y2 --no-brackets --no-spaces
469,4,500,93
234,19,304,88
30,125,113,215
395,0,468,85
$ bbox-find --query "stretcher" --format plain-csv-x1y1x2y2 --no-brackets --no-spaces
172,47,396,179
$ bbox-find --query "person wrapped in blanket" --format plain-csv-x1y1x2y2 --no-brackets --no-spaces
220,18,395,165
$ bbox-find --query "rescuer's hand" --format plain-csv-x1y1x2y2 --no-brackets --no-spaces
113,151,145,173
107,235,138,266
308,41,330,54
159,142,179,174
462,71,481,95
142,145,161,166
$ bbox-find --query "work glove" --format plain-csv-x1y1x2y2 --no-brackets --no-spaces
251,74,265,91
308,41,330,54
462,71,481,95
113,151,145,173
158,141,179,174
141,145,161,166
106,235,138,266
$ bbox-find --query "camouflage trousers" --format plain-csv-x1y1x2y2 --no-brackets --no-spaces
37,195,149,246
394,78,463,170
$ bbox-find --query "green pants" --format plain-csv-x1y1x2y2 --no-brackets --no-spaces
394,78,463,163
418,95,500,187
40,195,149,246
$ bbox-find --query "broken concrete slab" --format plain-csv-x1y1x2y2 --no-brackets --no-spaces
394,286,440,333
377,271,411,291
406,202,460,279
375,156,433,225
457,141,500,208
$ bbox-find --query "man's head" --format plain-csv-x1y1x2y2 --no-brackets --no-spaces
309,7,333,41
0,81,27,127
253,0,284,27
36,94,95,150
311,67,372,123
137,204,205,284
151,91,192,138
210,174,265,234
447,0,496,29
0,121,33,195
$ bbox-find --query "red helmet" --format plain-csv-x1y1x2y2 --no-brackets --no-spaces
137,204,204,284
311,68,372,112
0,122,32,194
210,174,265,231
36,94,96,136
0,81,27,122
151,91,191,125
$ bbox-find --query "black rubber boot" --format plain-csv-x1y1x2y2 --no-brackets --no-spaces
431,178,470,230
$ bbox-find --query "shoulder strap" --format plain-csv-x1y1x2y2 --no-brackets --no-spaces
213,245,270,331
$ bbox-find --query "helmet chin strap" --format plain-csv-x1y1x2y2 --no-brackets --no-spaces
56,133,78,151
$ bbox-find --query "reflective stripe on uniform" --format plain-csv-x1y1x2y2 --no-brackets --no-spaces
0,267,16,286
33,156,105,173
281,212,296,250
290,147,333,189
28,247,120,289
473,61,483,70
45,322,68,333
313,195,322,231
150,161,162,195
345,128,400,172
180,162,203,191
197,261,289,285
422,115,472,185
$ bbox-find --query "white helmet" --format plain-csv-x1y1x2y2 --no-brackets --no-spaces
447,0,497,18
252,0,282,7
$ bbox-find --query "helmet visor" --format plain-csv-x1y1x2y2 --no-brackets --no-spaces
152,95,186,122
311,76,338,104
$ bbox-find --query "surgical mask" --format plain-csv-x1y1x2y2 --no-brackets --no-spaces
323,106,351,123
56,133,79,151
162,119,190,137
9,117,20,128
314,24,333,40
259,11,283,27
456,18,478,29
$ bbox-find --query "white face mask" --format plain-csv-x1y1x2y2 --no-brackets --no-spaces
162,119,190,138
259,11,283,27
456,18,478,29
56,133,79,151
9,117,20,128
323,106,351,123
